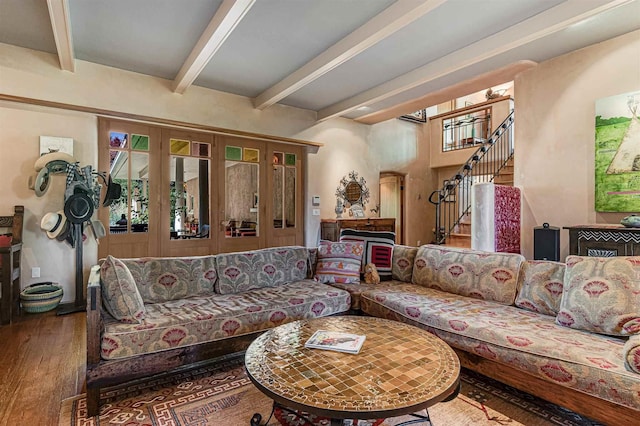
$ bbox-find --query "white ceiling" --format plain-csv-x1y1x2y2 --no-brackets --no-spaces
0,0,638,123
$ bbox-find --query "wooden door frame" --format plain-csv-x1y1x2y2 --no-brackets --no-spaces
266,143,304,247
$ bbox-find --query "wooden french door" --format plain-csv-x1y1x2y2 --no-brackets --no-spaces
99,119,306,259
98,118,161,259
216,136,266,253
267,143,304,247
160,128,216,257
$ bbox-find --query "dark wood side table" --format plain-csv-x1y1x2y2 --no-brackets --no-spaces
564,225,640,257
320,218,396,241
1,242,22,324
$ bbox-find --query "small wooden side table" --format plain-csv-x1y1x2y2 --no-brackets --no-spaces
1,242,22,325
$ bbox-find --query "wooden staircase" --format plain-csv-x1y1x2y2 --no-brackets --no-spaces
493,157,514,185
444,157,514,248
446,213,471,248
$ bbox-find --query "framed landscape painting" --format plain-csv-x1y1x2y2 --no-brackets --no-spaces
595,90,640,212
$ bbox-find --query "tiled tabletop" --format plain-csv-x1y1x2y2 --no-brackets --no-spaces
245,316,460,420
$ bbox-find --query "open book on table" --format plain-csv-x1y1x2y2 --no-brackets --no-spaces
304,330,366,354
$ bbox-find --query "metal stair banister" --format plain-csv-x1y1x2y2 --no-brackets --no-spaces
429,110,515,244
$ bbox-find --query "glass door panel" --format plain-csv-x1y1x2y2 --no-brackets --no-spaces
285,166,296,228
131,152,149,233
273,162,283,229
109,148,129,234
224,160,259,238
108,131,150,234
272,151,296,229
169,155,210,239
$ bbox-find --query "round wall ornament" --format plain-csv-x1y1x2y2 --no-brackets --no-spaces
335,170,370,208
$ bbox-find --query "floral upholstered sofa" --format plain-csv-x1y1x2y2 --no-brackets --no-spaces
346,244,640,425
85,246,350,416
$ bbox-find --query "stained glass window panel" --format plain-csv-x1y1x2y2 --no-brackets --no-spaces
170,139,190,155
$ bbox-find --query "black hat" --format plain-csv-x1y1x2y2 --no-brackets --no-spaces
103,176,122,207
55,220,71,242
64,191,94,224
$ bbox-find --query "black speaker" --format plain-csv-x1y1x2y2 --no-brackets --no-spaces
534,223,560,261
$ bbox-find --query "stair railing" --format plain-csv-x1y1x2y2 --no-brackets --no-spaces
429,110,514,244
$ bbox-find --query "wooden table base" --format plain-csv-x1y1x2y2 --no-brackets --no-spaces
251,401,438,426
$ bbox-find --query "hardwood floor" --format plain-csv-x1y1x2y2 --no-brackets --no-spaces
0,310,85,425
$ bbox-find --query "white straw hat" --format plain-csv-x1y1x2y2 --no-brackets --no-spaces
34,151,75,172
40,211,68,239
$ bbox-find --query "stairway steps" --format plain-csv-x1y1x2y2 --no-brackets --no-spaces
494,175,514,185
455,223,471,233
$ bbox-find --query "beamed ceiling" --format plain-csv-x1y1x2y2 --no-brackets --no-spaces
1,0,638,124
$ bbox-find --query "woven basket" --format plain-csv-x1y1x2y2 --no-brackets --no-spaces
20,283,63,313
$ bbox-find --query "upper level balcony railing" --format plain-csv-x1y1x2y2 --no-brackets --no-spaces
442,107,491,152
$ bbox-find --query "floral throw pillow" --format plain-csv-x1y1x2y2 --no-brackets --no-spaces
391,245,418,282
556,256,640,335
100,255,146,323
314,241,364,284
515,260,565,316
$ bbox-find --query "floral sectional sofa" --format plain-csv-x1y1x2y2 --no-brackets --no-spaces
347,244,640,425
85,246,351,416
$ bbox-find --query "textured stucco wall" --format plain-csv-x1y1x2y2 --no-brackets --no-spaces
515,29,640,260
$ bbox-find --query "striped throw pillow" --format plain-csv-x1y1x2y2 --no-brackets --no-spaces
339,228,395,280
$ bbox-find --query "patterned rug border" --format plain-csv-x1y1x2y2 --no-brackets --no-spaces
460,369,602,426
61,357,602,426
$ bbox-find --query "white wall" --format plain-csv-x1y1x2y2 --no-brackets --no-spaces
516,29,640,260
0,103,97,302
369,119,436,247
298,118,375,247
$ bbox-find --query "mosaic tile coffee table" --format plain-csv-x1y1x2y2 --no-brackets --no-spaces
244,316,460,426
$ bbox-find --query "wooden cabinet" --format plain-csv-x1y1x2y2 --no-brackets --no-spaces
564,225,640,257
321,218,396,242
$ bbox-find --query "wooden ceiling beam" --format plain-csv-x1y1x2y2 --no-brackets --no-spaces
252,0,448,110
172,0,256,94
46,0,75,72
317,0,631,122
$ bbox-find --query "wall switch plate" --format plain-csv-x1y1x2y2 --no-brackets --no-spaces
32,267,41,278
312,208,320,216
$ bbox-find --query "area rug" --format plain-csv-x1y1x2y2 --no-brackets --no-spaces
60,356,601,426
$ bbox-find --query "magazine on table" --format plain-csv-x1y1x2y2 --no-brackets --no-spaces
304,330,366,354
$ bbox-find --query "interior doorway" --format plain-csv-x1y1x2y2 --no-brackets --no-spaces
379,172,404,245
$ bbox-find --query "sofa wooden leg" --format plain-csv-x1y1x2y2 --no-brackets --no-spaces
86,387,100,418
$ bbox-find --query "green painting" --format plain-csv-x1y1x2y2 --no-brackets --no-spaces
595,91,640,212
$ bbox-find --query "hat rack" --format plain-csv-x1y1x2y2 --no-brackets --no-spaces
32,152,109,315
